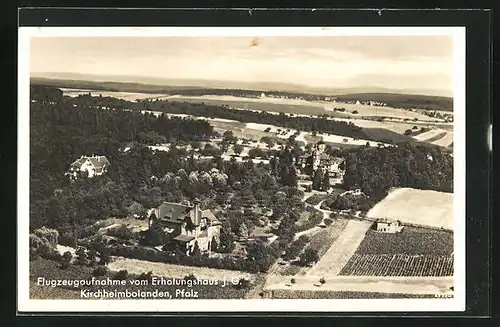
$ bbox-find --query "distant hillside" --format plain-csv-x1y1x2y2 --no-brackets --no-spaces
30,72,452,97
30,77,199,94
334,93,453,112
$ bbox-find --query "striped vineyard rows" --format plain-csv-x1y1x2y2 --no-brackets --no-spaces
339,254,454,277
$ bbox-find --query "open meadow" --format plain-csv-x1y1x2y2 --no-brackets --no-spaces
367,188,454,230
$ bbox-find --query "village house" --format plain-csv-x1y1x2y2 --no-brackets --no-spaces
151,199,221,254
65,155,110,181
373,219,404,234
296,141,346,183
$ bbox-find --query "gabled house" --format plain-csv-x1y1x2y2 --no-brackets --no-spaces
151,199,221,254
66,155,110,181
373,219,403,234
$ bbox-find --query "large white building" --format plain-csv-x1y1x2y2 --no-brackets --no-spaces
66,155,110,180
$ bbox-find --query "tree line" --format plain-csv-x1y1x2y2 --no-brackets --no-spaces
342,143,453,197
62,93,370,140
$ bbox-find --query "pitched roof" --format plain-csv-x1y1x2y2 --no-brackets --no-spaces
201,209,218,222
70,156,110,169
157,202,193,222
173,234,195,242
70,157,87,167
330,157,345,164
88,156,110,169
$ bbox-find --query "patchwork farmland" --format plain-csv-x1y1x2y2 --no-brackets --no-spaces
338,226,454,277
413,128,454,147
339,254,454,277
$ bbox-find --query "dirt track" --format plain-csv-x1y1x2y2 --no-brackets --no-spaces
264,275,453,295
306,220,371,276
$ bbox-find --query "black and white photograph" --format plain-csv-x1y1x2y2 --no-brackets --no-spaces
18,26,466,312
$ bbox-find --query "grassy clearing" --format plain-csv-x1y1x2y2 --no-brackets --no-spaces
355,227,453,256
366,188,454,230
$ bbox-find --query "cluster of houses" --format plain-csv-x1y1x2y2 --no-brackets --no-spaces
336,100,387,107
295,141,346,185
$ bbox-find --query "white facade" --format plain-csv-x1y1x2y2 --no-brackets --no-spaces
66,155,110,180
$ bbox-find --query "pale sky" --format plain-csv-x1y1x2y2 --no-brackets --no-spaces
30,36,454,93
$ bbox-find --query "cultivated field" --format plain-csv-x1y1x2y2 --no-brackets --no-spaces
355,227,454,256
339,254,454,277
304,219,350,261
412,128,454,147
367,188,454,230
66,90,452,147
326,102,442,121
338,227,454,277
305,220,372,276
170,95,441,122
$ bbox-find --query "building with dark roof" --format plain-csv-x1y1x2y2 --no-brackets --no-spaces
151,199,221,254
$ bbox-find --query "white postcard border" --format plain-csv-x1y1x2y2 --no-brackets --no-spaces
18,26,466,313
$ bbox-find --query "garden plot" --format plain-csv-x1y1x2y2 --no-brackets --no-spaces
367,188,454,230
305,220,371,277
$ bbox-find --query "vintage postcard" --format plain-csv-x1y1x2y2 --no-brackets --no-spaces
18,26,465,312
